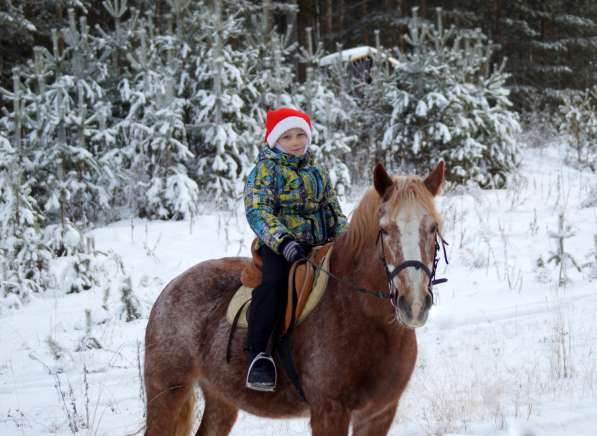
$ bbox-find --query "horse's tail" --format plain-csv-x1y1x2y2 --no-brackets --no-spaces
174,389,196,436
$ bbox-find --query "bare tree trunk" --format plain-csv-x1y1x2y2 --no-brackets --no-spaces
337,0,345,44
263,0,273,34
494,0,502,42
420,0,427,19
287,0,299,44
56,1,65,54
324,0,333,50
297,0,311,81
399,0,408,53
362,0,369,45
155,0,161,33
313,0,320,51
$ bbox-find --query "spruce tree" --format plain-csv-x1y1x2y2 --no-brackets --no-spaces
0,74,53,303
381,8,521,187
117,6,199,219
188,0,253,205
297,28,356,195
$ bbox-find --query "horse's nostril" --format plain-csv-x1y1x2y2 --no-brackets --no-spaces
397,295,411,318
424,293,433,310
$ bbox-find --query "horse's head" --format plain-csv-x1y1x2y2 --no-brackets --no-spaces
373,161,445,328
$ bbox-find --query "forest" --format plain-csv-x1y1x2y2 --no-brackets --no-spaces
0,0,596,304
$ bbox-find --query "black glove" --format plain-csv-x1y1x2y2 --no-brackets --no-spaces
280,239,306,264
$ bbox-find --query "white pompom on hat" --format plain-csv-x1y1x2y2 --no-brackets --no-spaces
264,107,312,148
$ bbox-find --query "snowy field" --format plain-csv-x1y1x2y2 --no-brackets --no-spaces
1,143,596,435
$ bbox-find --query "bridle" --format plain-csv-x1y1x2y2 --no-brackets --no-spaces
377,229,449,306
304,228,449,305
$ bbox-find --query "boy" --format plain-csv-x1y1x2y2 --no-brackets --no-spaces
244,107,347,391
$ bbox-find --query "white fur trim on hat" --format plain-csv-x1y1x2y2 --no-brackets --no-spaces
266,116,312,148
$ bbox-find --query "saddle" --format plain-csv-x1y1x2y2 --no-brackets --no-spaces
227,239,333,334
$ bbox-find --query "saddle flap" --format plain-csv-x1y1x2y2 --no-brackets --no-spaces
240,239,263,288
284,243,333,333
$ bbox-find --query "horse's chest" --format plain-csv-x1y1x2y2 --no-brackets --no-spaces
324,332,417,408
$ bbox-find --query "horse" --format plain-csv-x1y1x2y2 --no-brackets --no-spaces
143,161,446,436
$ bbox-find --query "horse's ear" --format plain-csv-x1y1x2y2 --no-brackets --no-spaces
424,160,445,196
374,163,394,198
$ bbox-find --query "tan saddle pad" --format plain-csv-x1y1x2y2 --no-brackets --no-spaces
227,243,333,333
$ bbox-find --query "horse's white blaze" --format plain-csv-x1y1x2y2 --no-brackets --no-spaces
396,204,427,309
381,207,430,325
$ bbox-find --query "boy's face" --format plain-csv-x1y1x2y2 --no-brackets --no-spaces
277,128,308,156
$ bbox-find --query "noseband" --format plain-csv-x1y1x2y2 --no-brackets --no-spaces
303,229,449,305
377,230,449,306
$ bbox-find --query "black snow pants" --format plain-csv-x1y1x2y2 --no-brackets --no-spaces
246,244,294,355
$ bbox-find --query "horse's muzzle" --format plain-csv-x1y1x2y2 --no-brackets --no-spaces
395,293,432,328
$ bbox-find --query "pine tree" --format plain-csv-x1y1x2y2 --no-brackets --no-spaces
117,5,199,219
347,37,403,176
240,8,298,167
0,74,53,304
188,0,254,205
13,11,113,235
0,1,37,89
428,0,597,110
559,86,597,170
296,27,356,195
381,8,520,187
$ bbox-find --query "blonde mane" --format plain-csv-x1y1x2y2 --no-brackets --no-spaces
342,175,442,256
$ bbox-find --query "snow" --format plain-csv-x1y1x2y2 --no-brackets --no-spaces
319,46,400,67
1,145,597,435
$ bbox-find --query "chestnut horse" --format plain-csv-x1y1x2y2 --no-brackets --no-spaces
144,161,446,435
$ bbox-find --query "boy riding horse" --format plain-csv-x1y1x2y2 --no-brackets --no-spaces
244,107,348,391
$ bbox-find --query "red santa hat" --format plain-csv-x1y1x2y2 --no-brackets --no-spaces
264,107,312,148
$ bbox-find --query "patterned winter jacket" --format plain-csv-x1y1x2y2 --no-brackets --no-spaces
244,146,348,254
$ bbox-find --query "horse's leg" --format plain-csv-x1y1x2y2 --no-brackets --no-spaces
195,388,238,436
144,380,195,436
309,402,351,436
144,342,198,436
351,401,398,436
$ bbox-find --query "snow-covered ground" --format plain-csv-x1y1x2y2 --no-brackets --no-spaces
1,144,596,435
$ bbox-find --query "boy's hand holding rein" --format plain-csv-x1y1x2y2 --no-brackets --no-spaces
280,238,306,264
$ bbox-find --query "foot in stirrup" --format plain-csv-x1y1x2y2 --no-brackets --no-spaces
246,352,277,392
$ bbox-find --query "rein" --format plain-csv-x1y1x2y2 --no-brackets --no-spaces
303,230,449,305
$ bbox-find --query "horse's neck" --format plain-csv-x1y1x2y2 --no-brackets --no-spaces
330,233,393,320
332,232,383,283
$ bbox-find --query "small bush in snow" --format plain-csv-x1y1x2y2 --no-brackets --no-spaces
47,336,66,361
547,213,582,286
60,238,116,295
559,87,597,171
581,184,597,208
75,309,102,352
62,253,96,294
119,276,142,322
584,235,597,280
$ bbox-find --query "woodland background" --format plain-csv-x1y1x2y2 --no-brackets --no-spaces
0,0,596,308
